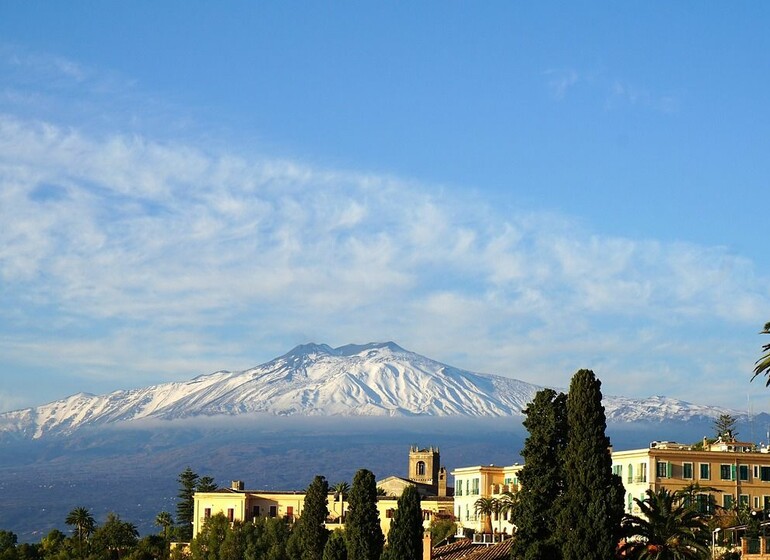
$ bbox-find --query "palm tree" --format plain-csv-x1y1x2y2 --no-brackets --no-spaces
619,488,709,560
154,511,174,542
473,497,497,535
752,321,770,385
65,506,95,559
331,481,350,522
497,491,517,534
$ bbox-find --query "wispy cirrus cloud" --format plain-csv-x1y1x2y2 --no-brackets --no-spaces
543,68,579,100
1,112,767,410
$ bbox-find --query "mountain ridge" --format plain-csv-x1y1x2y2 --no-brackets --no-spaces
0,341,744,440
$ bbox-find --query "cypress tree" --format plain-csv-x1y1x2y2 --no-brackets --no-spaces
511,388,567,560
557,369,624,560
345,469,384,560
385,485,422,560
176,467,199,542
296,475,330,560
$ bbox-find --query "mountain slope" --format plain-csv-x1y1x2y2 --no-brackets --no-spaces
0,342,741,439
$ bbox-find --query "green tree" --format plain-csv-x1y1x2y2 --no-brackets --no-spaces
557,369,625,560
385,485,422,560
190,513,230,560
511,388,568,560
39,529,68,560
322,531,347,560
345,469,384,560
428,519,456,547
129,535,167,560
713,414,738,440
752,321,770,385
473,497,496,535
196,477,218,493
91,512,139,560
176,468,200,542
65,507,96,560
619,488,709,560
295,475,330,560
0,531,18,560
155,511,174,543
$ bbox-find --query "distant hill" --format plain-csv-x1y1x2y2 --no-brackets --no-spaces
0,342,751,440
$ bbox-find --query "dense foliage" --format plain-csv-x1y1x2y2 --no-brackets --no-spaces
383,485,421,560
294,476,330,560
345,470,384,560
511,388,567,560
619,488,709,560
557,369,625,560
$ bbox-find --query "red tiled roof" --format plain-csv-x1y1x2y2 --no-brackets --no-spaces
431,538,513,560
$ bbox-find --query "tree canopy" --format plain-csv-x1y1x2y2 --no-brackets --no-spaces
385,485,422,560
345,469,384,560
557,369,624,560
511,388,567,560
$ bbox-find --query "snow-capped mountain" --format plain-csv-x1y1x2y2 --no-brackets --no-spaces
0,342,740,439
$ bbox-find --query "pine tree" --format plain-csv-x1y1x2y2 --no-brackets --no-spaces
176,467,199,542
296,475,330,560
557,369,624,560
345,469,384,560
385,485,422,560
511,388,567,560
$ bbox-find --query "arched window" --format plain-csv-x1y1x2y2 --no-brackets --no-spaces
416,461,426,476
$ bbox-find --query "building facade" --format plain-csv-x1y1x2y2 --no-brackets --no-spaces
450,463,522,535
612,438,770,515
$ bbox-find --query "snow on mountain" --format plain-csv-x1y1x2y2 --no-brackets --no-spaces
0,342,741,439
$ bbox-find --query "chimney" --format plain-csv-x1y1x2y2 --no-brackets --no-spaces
423,531,432,560
231,480,244,491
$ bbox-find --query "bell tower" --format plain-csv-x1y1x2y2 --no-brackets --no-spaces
408,446,440,487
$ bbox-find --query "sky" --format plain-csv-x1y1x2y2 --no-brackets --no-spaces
0,2,769,413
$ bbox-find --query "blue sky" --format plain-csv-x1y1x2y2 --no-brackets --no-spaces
1,2,768,413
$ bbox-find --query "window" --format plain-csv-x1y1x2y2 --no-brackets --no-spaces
627,464,634,484
227,508,234,522
465,480,470,496
656,461,668,478
683,462,693,479
700,463,710,480
637,463,647,483
456,480,463,496
696,494,713,514
269,506,277,518
252,505,260,518
627,493,633,513
721,464,733,480
613,465,622,477
204,508,211,519
386,509,395,519
761,466,770,482
286,506,294,522
416,461,426,476
740,465,750,481
465,505,470,521
756,465,761,478
764,496,770,510
754,496,760,509
724,495,733,509
740,495,750,508
472,478,480,495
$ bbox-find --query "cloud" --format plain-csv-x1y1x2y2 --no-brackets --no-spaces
0,110,767,409
543,69,579,100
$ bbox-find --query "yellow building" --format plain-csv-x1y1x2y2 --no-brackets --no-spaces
450,463,522,535
193,481,322,538
192,446,454,541
612,437,770,515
